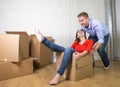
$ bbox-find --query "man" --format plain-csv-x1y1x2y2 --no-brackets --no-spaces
77,12,110,69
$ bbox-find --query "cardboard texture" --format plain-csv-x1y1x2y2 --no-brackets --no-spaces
30,35,53,67
0,34,29,62
56,52,94,81
68,64,93,81
6,31,28,35
0,58,33,81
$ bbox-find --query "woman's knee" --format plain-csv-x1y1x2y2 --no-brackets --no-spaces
65,47,74,52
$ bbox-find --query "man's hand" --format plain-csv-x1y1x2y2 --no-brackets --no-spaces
90,49,95,54
73,52,81,59
92,42,102,54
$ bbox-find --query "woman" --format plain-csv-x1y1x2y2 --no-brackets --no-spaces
35,29,93,85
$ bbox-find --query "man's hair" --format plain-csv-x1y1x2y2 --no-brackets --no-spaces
77,12,89,18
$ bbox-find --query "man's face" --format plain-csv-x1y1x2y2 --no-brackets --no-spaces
78,16,89,28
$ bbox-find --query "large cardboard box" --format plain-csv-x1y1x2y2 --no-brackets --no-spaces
0,33,29,62
0,58,33,81
68,64,93,81
6,31,28,35
56,52,94,81
30,35,53,68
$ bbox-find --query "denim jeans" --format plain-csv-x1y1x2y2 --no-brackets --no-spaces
42,37,75,75
89,34,110,67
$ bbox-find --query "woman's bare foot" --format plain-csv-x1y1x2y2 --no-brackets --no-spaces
49,73,61,85
35,28,44,42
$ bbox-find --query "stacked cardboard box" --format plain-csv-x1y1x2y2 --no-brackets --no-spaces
0,58,33,81
56,52,94,81
30,35,53,68
0,31,53,81
0,32,33,81
0,32,29,62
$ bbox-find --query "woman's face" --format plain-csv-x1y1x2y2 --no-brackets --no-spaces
77,30,85,38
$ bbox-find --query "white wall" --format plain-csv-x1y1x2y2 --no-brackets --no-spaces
0,0,106,60
115,0,120,59
0,0,72,47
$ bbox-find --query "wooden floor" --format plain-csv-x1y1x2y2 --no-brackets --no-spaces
0,60,120,87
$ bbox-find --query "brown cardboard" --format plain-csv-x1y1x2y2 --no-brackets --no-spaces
68,64,94,81
6,31,28,35
71,54,93,68
0,58,33,81
0,34,29,62
56,52,64,65
30,35,53,67
56,52,94,81
56,53,93,67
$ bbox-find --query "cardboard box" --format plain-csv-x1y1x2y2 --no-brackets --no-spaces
68,64,93,81
56,52,94,81
0,33,29,62
6,31,28,35
30,35,53,67
0,58,33,81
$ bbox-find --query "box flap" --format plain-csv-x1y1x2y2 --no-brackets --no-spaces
6,31,28,35
76,54,93,68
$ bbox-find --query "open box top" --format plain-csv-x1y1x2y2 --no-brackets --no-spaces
6,31,28,35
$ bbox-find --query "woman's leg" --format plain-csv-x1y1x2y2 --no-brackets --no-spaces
35,29,65,52
57,47,75,75
42,37,65,52
49,47,75,85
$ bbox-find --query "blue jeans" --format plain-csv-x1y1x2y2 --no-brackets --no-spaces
89,34,110,67
42,37,75,75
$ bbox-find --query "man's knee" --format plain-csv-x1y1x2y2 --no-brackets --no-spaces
97,48,105,54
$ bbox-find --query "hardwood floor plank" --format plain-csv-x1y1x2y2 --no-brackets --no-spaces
0,60,120,87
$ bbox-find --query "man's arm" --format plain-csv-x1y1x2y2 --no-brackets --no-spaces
92,21,104,53
92,42,102,52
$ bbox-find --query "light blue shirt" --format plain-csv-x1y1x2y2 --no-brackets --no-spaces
81,19,109,43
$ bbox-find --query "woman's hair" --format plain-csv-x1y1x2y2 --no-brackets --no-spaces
75,30,87,43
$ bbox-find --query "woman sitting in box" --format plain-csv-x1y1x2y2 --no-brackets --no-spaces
35,29,93,85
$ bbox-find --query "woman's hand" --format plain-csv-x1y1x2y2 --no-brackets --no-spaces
73,52,81,59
